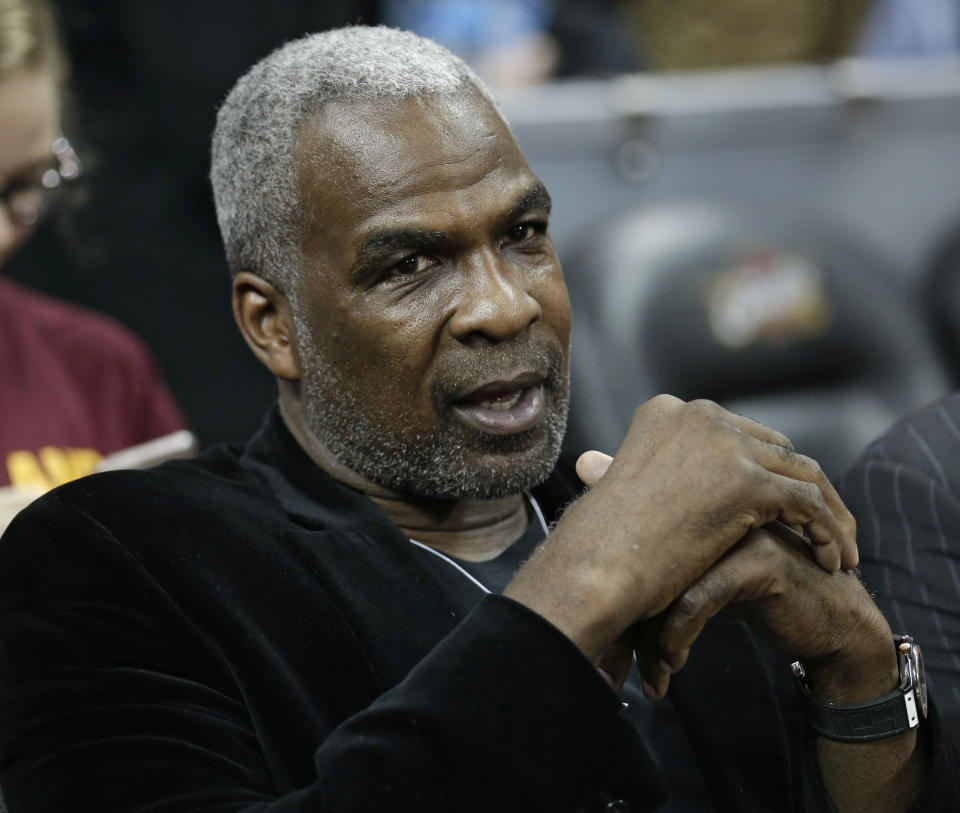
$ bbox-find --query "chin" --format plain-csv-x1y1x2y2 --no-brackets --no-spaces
407,426,565,501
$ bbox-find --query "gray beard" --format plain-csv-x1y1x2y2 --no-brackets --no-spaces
296,321,569,500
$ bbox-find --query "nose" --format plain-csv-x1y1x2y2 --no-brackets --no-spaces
448,250,542,342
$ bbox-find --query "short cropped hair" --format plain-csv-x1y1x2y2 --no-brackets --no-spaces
210,25,501,300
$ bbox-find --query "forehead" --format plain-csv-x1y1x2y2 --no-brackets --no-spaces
294,92,538,252
0,72,59,178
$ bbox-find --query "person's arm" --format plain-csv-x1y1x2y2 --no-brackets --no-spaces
838,454,960,733
640,528,933,812
504,396,952,812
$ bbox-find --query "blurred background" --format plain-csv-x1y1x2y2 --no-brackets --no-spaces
11,0,960,477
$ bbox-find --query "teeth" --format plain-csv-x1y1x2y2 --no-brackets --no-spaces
477,390,523,411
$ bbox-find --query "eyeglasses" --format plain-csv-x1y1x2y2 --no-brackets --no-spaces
0,135,84,228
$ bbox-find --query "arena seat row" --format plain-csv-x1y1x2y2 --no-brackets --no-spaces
563,201,952,477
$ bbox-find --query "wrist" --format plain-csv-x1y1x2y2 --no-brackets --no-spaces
504,558,625,665
794,633,928,745
803,618,897,704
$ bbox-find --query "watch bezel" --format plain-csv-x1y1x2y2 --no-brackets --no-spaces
896,635,928,720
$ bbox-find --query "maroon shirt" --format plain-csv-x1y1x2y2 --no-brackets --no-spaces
0,277,186,489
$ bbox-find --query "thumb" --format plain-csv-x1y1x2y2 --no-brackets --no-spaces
575,450,614,488
596,627,635,693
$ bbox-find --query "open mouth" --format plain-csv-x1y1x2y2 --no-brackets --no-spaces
451,376,546,435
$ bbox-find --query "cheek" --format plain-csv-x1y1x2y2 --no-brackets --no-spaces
311,305,441,398
536,266,572,343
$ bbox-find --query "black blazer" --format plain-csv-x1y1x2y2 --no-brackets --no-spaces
0,407,956,812
838,390,960,736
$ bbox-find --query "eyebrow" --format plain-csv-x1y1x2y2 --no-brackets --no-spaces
350,181,553,276
501,181,552,226
351,228,448,276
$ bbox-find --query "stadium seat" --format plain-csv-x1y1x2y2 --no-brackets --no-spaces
564,202,951,477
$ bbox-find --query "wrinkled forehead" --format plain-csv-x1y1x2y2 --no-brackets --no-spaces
293,91,526,227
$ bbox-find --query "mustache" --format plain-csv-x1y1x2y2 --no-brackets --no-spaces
430,335,567,404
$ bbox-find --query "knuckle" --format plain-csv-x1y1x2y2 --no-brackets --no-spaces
798,479,824,507
740,458,768,490
771,430,794,450
795,488,832,528
672,587,702,622
633,394,681,424
707,415,744,448
757,420,794,448
688,398,720,412
843,511,857,539
752,529,786,561
648,393,683,411
792,451,823,479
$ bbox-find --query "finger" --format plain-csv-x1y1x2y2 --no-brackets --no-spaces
596,627,635,693
575,451,614,488
750,440,858,570
755,473,847,572
681,403,851,564
656,532,779,673
687,399,794,450
633,618,672,701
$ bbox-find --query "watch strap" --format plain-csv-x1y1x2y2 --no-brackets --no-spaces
799,684,919,743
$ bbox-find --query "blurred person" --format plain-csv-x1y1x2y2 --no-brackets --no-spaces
856,0,960,58
383,0,639,84
381,0,560,86
0,25,955,812
838,391,960,731
0,0,186,520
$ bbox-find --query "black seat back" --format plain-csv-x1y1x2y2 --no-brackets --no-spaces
565,203,950,476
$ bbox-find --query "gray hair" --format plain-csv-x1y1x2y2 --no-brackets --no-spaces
210,25,501,300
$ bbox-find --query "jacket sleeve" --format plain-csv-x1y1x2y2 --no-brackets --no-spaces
0,497,654,813
837,456,960,732
825,453,960,811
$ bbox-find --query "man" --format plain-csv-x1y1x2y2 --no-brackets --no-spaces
838,391,960,731
0,26,955,812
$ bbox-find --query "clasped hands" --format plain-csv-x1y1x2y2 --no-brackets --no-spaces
504,395,895,704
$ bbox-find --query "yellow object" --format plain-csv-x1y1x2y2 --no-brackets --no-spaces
623,0,873,70
6,446,102,491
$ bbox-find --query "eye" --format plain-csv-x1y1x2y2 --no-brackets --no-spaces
504,221,544,245
387,253,435,278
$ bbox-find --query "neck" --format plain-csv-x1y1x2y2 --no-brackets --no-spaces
279,392,529,561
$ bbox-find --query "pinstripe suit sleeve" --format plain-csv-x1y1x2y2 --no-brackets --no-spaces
837,392,960,734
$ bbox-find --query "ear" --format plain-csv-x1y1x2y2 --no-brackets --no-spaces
232,271,301,381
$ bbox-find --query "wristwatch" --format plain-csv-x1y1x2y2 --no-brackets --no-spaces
790,635,928,743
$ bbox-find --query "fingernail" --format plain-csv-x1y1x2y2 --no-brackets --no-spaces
659,659,674,675
641,680,659,700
